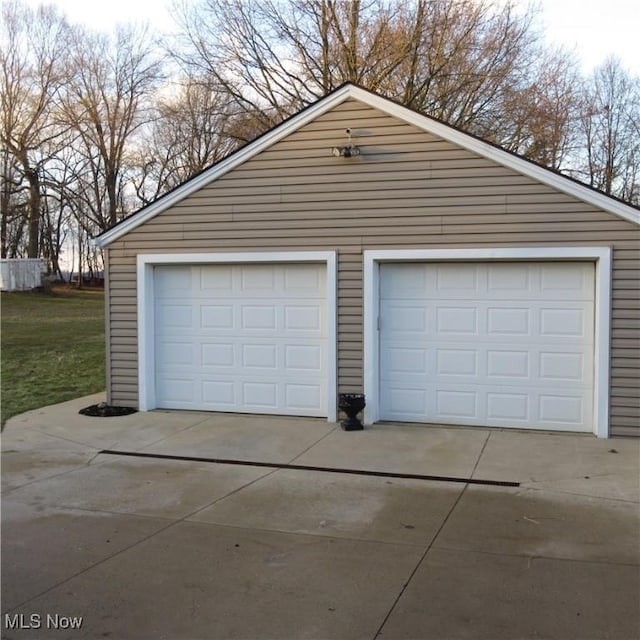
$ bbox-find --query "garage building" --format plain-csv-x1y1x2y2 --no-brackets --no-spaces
95,84,640,438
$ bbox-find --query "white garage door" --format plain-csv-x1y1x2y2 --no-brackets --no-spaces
379,262,595,431
154,263,327,416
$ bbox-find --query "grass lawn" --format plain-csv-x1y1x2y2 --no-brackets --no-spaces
1,286,106,426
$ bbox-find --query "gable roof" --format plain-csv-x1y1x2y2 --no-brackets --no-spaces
95,83,640,247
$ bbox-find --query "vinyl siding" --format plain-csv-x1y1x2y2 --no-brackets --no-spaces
106,98,640,436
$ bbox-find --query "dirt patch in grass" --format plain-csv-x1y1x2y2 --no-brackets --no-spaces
1,286,106,426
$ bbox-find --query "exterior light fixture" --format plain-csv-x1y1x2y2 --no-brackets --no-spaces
331,145,360,158
331,128,360,158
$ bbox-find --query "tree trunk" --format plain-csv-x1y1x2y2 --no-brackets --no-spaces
106,168,118,227
1,149,10,259
26,168,41,258
76,227,83,289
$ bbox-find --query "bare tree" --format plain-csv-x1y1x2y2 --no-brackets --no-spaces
61,24,164,231
173,0,432,131
131,78,239,203
577,58,640,202
174,0,549,138
0,0,70,258
493,49,583,169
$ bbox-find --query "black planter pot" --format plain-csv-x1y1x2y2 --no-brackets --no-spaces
338,393,365,431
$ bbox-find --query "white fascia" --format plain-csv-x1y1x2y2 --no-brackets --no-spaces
136,251,337,422
363,247,612,438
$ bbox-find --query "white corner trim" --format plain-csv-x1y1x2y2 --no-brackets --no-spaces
363,247,612,437
136,251,338,422
593,249,612,438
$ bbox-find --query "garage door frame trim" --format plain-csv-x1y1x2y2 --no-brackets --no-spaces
363,247,611,437
137,251,337,421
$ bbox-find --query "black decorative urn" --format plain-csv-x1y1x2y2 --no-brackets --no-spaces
338,393,366,431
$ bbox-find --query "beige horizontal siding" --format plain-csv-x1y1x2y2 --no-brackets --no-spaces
106,97,640,436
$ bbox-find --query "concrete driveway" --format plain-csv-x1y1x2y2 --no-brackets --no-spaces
2,393,639,640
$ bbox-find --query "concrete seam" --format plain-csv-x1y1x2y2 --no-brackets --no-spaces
2,466,279,615
372,482,470,640
519,485,639,504
1,454,115,496
285,424,341,465
130,414,218,451
1,518,179,615
176,467,281,521
425,544,640,568
179,518,429,549
469,429,492,481
24,427,105,451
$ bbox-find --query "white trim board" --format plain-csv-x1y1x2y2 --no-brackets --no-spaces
363,247,612,438
137,251,338,421
96,84,639,247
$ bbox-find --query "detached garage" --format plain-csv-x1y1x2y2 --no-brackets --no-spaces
95,84,639,438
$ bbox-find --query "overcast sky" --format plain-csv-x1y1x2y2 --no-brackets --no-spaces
21,0,640,76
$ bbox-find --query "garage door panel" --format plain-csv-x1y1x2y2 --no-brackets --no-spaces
284,305,322,331
382,346,428,374
202,343,234,367
383,302,594,346
242,381,278,410
241,305,277,330
487,392,530,421
436,263,478,291
284,264,323,291
156,304,193,329
241,343,277,368
200,266,233,290
379,262,595,431
159,339,326,374
157,377,196,404
200,305,234,330
381,381,591,431
539,350,589,383
380,262,595,302
380,264,428,297
487,306,531,336
435,306,479,335
154,263,327,416
436,348,479,376
285,383,323,411
382,339,593,388
436,389,478,419
539,304,594,339
155,266,192,292
487,263,529,291
156,342,194,366
383,304,428,333
284,344,322,371
202,380,235,406
540,263,593,297
539,393,585,426
485,349,528,378
384,386,428,418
